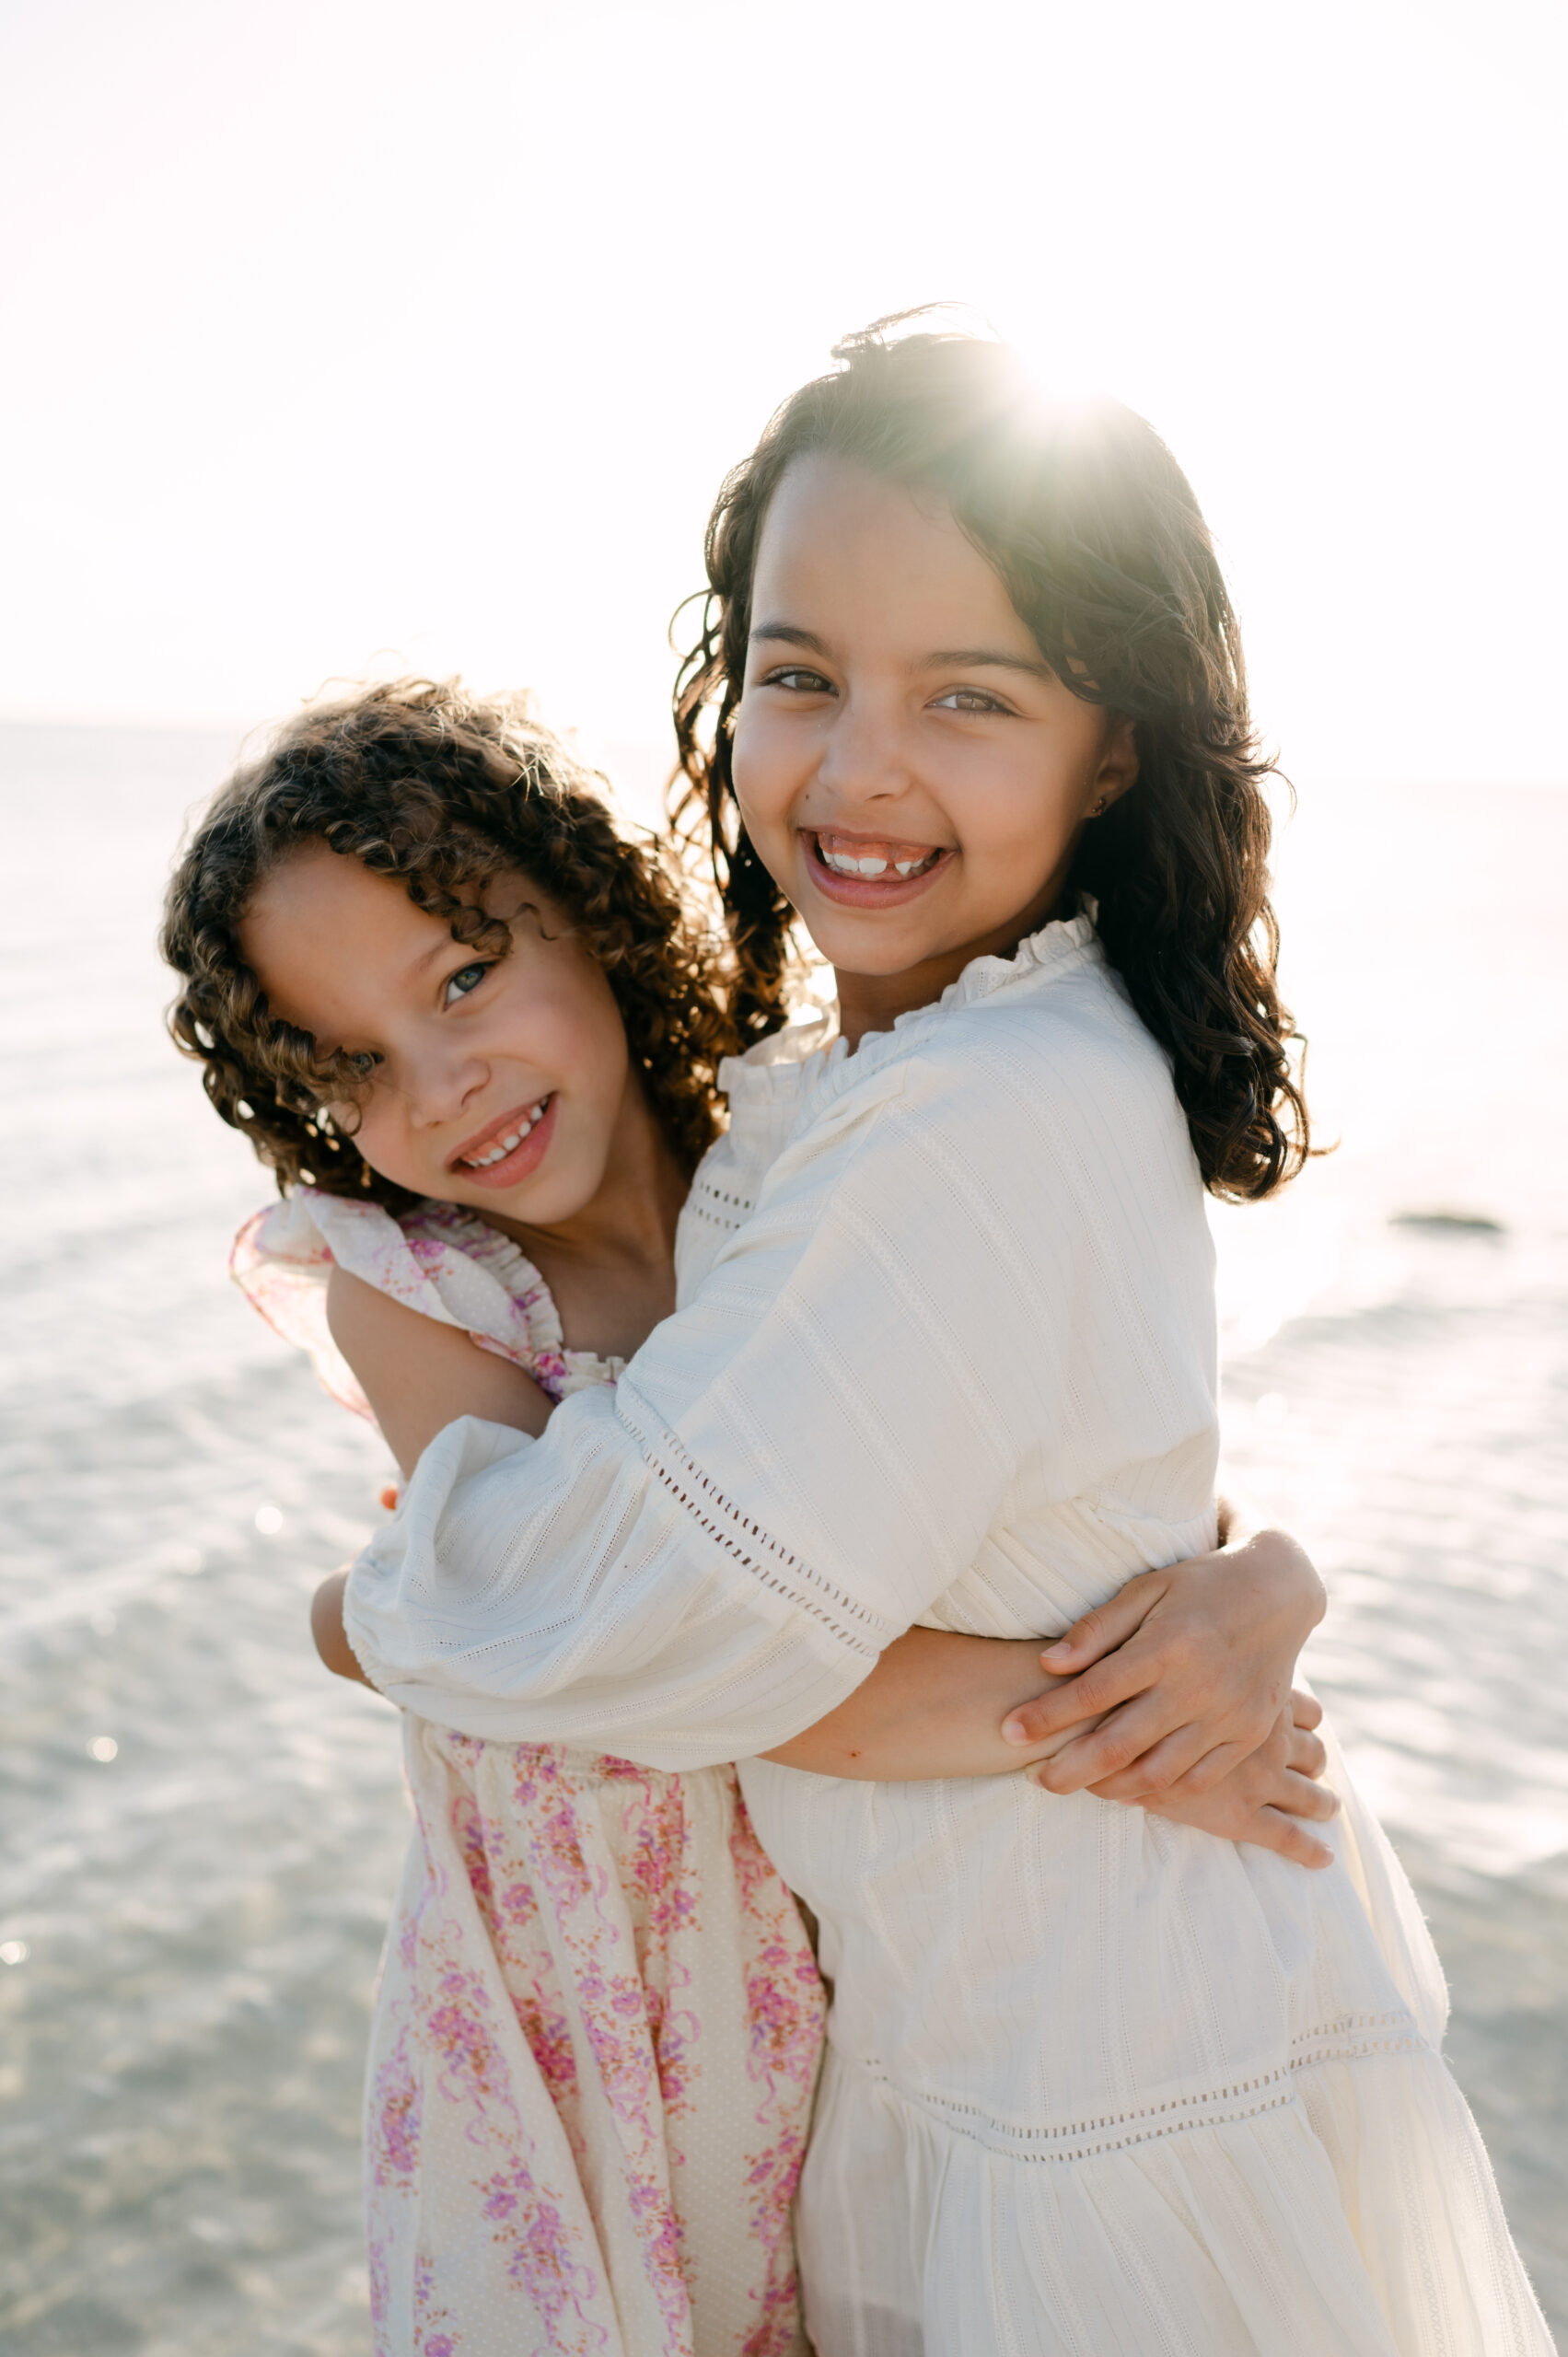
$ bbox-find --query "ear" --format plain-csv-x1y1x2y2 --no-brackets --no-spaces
1093,716,1140,809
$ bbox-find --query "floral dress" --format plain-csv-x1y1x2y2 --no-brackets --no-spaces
233,1191,826,2357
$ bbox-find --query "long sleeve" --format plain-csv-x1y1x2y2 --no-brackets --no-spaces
344,969,1214,1769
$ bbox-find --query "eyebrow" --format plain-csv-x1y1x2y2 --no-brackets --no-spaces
410,934,459,977
749,622,831,656
749,621,1051,680
920,646,1053,679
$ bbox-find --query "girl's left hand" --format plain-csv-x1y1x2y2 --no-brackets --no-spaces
999,1527,1326,1799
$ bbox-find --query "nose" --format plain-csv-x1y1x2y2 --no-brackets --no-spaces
401,1030,490,1133
814,685,912,808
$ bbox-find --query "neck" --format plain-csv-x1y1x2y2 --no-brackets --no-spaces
834,877,1070,1052
483,1075,687,1271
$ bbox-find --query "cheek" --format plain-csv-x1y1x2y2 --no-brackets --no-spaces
341,1101,416,1186
952,746,1081,864
539,962,630,1112
730,704,799,831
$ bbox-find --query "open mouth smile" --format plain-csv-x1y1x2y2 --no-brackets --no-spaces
449,1094,558,1188
804,828,955,906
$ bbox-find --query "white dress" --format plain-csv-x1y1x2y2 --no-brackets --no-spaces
345,913,1553,2356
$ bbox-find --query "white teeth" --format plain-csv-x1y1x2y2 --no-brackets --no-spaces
820,842,938,879
821,847,889,877
461,1097,551,1168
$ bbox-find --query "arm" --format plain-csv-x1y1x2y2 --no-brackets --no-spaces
341,1031,1311,1770
318,1270,1332,1857
308,1269,553,1690
326,1264,552,1476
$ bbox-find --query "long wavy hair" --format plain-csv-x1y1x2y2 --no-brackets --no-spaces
672,319,1309,1201
163,678,733,1213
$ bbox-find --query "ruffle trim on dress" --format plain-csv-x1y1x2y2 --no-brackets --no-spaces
400,1203,624,1398
720,908,1107,1139
230,1188,622,1419
803,2032,1556,2356
845,2006,1432,2165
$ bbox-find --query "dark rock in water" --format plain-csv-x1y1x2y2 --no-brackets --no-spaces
1390,1209,1506,1236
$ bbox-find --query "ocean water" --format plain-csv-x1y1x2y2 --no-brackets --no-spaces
1,722,1564,2350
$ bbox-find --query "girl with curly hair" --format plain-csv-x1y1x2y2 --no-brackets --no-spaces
164,679,1334,2357
324,333,1550,2354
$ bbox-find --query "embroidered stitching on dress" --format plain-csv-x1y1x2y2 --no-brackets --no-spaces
614,1393,892,1657
850,2008,1431,2163
685,1178,754,1235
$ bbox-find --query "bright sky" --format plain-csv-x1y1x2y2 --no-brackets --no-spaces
2,0,1563,789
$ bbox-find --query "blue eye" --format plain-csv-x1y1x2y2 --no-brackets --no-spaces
445,962,491,1006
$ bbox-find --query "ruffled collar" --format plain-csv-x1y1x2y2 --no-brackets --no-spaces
720,909,1102,1113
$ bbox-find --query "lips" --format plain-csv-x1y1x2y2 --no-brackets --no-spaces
448,1094,558,1190
804,828,954,907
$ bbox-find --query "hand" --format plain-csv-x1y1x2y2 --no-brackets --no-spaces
1000,1528,1326,1798
1125,1694,1339,1867
311,1567,376,1689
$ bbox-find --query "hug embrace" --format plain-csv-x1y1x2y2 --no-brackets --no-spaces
162,322,1552,2355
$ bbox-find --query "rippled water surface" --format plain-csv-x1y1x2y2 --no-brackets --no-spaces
3,725,1565,2349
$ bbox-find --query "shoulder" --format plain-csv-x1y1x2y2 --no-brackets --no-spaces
887,954,1185,1179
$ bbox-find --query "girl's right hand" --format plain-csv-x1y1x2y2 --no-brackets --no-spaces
311,1567,375,1689
1055,1692,1341,1867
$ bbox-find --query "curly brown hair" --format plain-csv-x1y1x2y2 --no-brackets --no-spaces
672,318,1310,1202
162,678,733,1212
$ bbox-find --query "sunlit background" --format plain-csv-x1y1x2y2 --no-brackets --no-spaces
2,2,1566,2351
4,0,1566,782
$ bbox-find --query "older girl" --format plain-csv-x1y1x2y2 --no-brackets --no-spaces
336,334,1551,2353
164,680,1330,2357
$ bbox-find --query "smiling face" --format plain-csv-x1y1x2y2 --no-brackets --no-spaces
238,845,634,1225
729,455,1139,1038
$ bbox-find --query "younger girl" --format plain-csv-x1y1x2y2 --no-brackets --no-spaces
162,681,1331,2357
331,336,1552,2355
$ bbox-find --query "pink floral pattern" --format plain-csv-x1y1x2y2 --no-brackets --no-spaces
367,1728,823,2355
236,1193,825,2355
231,1190,624,1422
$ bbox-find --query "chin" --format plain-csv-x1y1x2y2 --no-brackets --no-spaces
801,909,954,974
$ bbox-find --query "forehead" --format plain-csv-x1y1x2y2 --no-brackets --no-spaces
750,455,1035,654
238,845,475,1038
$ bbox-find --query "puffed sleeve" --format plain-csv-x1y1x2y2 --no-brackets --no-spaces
343,990,1210,1768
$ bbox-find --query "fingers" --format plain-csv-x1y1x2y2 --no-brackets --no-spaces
1247,1805,1334,1868
1283,1725,1328,1781
1027,1690,1187,1793
1289,1687,1322,1731
1036,1572,1167,1676
1083,1720,1215,1803
1002,1646,1152,1746
1273,1769,1340,1823
1102,1737,1249,1805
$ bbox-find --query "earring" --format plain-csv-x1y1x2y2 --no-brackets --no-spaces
1091,795,1108,817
